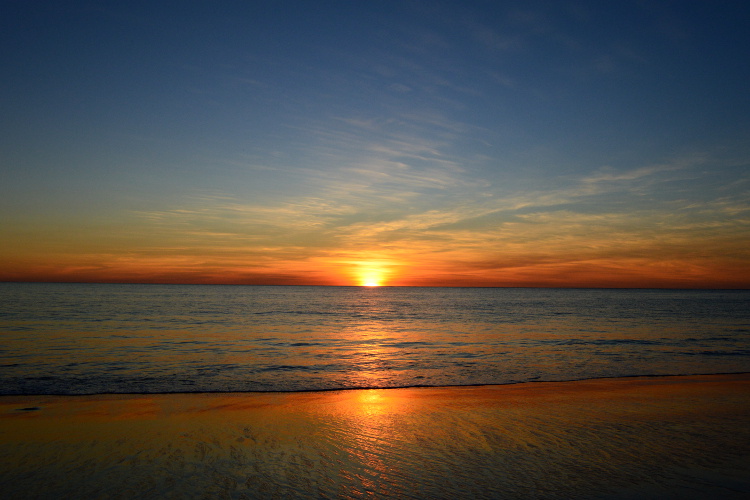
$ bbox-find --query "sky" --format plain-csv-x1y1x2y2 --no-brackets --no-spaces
1,0,749,288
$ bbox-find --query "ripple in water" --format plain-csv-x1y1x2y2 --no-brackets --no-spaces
1,283,748,394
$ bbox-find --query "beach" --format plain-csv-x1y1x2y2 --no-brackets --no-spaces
2,374,749,499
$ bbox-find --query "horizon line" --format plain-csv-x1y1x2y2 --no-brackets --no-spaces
2,280,748,291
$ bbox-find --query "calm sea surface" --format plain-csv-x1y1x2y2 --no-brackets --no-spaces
1,283,748,395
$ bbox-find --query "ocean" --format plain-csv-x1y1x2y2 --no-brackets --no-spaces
1,283,749,395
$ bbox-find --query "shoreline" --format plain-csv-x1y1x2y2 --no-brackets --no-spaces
2,373,749,498
4,370,750,398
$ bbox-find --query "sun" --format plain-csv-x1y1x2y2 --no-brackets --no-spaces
350,258,396,287
357,266,387,287
359,273,383,286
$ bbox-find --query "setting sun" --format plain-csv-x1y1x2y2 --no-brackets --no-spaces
359,273,383,287
354,260,392,287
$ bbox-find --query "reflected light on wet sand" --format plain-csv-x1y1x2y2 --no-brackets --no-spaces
2,375,750,498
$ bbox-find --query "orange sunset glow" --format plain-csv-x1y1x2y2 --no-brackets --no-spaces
2,226,748,288
1,2,748,289
354,261,392,287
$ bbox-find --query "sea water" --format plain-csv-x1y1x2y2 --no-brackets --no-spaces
1,283,748,395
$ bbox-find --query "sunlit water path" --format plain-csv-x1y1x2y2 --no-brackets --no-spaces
1,283,748,395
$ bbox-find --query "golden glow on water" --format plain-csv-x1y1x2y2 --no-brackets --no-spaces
7,286,748,395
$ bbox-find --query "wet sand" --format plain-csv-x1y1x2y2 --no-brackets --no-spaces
2,374,749,499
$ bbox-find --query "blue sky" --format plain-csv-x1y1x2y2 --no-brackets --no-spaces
2,1,749,286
